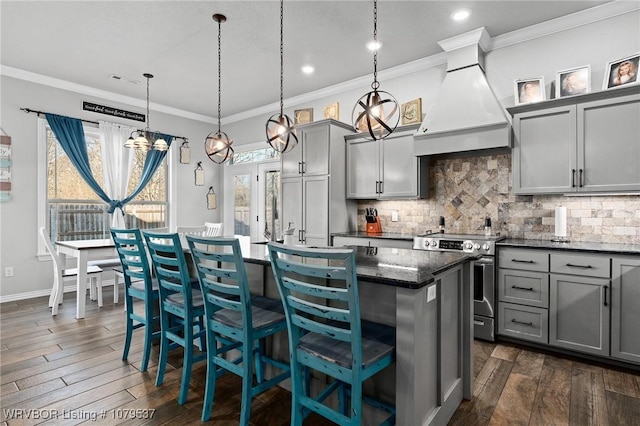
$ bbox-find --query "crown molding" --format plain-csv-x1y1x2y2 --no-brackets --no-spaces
0,65,216,124
2,1,637,126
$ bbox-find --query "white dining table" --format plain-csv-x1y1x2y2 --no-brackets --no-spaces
55,239,116,319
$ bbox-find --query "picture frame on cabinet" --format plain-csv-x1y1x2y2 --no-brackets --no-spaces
514,77,545,105
323,102,339,120
401,98,422,125
603,53,639,90
556,65,590,98
294,108,313,125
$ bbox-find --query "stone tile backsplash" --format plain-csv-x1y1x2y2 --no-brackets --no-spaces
358,153,640,244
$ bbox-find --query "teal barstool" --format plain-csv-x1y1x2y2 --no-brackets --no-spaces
268,242,396,426
110,228,160,372
186,236,290,423
142,231,206,405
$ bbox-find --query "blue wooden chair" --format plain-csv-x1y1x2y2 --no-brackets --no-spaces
186,235,290,423
109,228,160,372
142,230,207,405
268,242,396,426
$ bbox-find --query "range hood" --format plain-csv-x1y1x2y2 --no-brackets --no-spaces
414,27,511,156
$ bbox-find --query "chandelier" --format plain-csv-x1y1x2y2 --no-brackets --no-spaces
205,13,234,164
352,0,399,141
265,0,298,153
125,73,168,151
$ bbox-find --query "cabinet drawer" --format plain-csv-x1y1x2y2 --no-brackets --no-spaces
550,253,610,278
498,302,548,344
499,248,549,272
499,269,549,308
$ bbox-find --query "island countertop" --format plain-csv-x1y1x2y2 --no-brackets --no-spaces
241,242,474,289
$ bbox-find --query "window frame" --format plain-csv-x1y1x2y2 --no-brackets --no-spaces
37,118,176,259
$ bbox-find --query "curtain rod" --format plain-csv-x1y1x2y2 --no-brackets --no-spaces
20,107,188,141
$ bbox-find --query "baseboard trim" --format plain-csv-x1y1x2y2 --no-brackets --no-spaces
0,279,117,304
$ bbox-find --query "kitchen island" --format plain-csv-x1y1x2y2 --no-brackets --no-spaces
237,241,474,425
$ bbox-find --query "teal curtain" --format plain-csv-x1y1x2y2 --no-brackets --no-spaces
45,113,172,216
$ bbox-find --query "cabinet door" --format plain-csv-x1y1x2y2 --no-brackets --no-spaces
578,94,640,192
379,133,418,198
302,124,330,177
611,257,640,364
512,106,576,194
346,138,379,199
549,274,610,357
302,175,329,247
281,178,303,243
281,129,304,179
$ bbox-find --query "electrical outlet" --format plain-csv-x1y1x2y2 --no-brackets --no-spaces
391,211,398,222
4,267,14,277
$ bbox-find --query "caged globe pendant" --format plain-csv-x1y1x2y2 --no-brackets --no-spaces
265,0,298,153
352,0,399,141
205,13,234,164
125,73,169,151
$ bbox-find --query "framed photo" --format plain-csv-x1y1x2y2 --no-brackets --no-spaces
514,77,545,105
401,98,422,125
556,65,590,98
294,108,313,125
603,53,639,90
323,102,339,120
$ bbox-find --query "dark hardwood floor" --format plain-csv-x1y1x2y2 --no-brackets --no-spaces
1,289,639,425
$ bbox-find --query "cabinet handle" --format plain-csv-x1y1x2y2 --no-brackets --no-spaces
375,181,380,194
511,319,535,327
579,169,584,187
298,162,302,174
511,285,534,291
379,180,384,194
566,263,592,269
571,169,576,187
301,229,306,243
298,230,303,242
603,285,608,307
512,259,535,264
302,162,306,174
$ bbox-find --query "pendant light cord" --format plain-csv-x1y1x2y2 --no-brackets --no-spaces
372,0,379,90
145,75,151,131
217,17,222,134
279,0,284,117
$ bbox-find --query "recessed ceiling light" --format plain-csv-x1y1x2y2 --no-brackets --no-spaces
366,40,382,51
451,9,471,21
301,65,315,75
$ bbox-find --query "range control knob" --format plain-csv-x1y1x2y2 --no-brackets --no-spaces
463,242,473,250
431,240,438,247
474,243,481,250
482,243,491,251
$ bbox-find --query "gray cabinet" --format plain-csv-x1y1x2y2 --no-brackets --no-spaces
345,125,429,200
280,120,356,246
510,85,640,194
497,247,550,343
611,256,640,364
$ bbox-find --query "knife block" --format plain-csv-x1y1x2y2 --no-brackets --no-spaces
366,217,383,234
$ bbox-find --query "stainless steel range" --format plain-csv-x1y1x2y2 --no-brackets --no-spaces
413,232,506,341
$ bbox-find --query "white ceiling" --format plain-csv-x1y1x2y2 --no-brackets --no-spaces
1,1,614,121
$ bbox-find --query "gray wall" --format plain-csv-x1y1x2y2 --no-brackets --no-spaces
1,7,638,299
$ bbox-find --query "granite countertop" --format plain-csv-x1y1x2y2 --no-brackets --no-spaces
331,232,415,241
241,243,473,289
498,239,640,255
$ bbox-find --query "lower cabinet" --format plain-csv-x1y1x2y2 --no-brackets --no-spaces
611,256,640,364
549,273,610,357
498,302,548,344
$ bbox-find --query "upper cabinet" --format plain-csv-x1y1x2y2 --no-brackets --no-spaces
509,85,640,194
345,124,429,200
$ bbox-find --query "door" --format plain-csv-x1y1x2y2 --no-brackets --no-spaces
512,106,576,194
302,175,329,247
380,133,417,198
224,160,280,242
611,257,640,364
281,177,303,244
301,124,330,176
549,273,610,356
281,128,303,179
346,138,378,198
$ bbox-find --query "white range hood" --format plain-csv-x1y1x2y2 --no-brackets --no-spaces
414,27,511,156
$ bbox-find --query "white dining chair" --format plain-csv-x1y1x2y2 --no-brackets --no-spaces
176,225,206,236
204,222,223,236
39,227,104,315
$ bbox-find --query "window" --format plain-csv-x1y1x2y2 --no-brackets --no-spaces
38,119,168,252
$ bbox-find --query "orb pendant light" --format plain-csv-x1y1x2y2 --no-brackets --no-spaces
205,13,234,164
265,0,298,153
352,0,399,141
